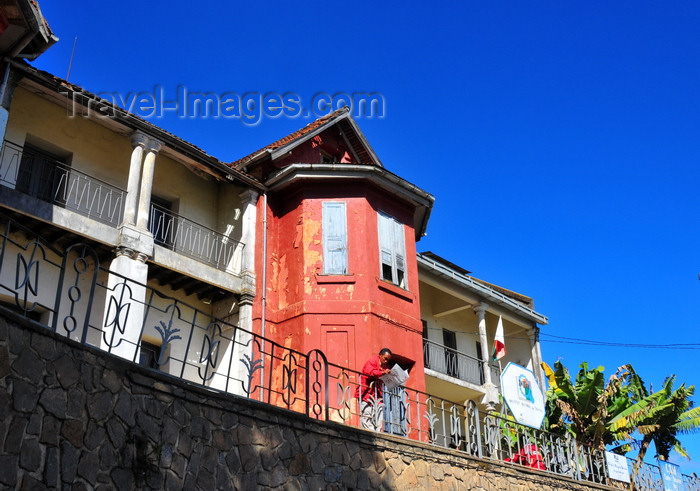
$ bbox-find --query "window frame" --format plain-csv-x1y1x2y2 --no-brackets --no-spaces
377,211,407,289
322,201,348,275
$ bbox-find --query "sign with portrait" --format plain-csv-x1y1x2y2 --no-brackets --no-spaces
500,362,545,429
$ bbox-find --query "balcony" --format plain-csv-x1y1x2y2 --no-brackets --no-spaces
0,140,125,226
0,140,243,274
149,203,243,274
423,338,501,388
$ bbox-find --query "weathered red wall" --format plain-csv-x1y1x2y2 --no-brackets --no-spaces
253,179,426,395
250,126,426,395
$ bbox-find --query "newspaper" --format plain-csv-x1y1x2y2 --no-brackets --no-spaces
380,364,409,391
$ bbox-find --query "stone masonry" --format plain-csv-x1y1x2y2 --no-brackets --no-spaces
0,310,614,490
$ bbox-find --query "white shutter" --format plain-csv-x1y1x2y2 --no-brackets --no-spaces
393,219,406,288
323,202,347,274
378,211,407,288
378,212,394,281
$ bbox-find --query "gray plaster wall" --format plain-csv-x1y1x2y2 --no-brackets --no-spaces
0,310,612,490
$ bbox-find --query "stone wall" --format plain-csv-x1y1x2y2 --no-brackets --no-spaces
0,310,614,490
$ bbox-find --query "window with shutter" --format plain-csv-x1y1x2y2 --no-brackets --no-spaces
322,202,348,274
378,211,407,289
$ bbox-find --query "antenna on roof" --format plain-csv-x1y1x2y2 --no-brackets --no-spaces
66,36,78,82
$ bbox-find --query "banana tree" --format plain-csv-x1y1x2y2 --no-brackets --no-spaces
608,375,700,463
541,360,637,451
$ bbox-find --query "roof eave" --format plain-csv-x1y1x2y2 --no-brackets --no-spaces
266,163,434,240
417,253,549,325
268,111,353,162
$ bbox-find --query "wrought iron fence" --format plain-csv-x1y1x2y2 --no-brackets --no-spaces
0,211,696,490
423,338,501,388
149,203,243,273
684,473,700,491
465,402,608,483
0,140,125,226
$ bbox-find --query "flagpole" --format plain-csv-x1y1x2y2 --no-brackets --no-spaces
493,315,506,414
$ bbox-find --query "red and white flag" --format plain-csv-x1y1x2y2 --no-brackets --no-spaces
492,315,506,361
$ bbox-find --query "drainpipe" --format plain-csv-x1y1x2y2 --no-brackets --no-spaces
259,191,268,401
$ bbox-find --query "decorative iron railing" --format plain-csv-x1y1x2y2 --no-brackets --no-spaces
0,140,244,274
684,473,700,491
423,338,501,387
0,140,125,226
149,203,243,273
0,211,696,490
465,400,609,482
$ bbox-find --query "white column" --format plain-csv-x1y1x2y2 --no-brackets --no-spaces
528,326,546,389
136,139,162,230
236,189,258,334
474,303,493,386
206,190,258,396
102,247,149,362
230,294,254,396
474,302,499,411
104,134,161,362
238,189,258,282
123,132,148,226
232,190,259,394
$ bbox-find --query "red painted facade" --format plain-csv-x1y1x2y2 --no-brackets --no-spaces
250,122,428,395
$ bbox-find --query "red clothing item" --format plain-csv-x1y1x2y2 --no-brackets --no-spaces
356,355,389,402
504,443,546,470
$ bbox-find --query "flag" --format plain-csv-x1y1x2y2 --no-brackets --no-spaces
492,315,506,361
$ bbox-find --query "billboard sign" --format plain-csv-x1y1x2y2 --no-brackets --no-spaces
500,362,545,429
659,460,683,491
605,451,630,483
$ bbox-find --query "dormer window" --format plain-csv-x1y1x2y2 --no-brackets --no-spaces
378,211,406,289
320,151,339,164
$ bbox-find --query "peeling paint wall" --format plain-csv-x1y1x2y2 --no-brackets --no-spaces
256,174,427,395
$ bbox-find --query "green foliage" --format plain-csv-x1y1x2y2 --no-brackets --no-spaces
542,360,634,450
608,375,700,463
543,360,700,464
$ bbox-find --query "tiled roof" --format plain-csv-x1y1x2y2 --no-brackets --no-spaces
228,107,350,170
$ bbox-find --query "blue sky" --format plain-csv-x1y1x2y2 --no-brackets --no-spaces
34,1,699,472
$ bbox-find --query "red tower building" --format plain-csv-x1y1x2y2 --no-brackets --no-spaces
231,108,434,395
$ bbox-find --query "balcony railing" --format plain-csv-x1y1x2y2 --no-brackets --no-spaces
0,140,243,274
0,140,125,226
424,338,501,387
149,203,243,273
1,211,697,491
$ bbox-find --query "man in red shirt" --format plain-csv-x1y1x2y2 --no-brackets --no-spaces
357,348,392,430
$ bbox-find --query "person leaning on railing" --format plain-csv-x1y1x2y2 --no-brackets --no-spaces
356,348,392,431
